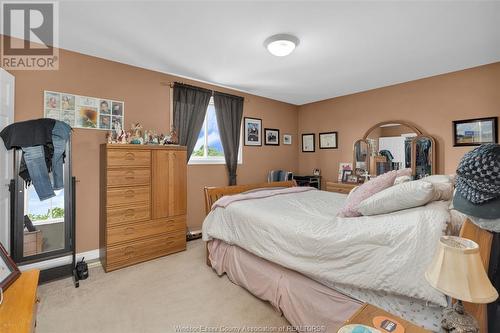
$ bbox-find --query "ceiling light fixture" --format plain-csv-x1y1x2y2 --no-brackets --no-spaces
264,34,299,57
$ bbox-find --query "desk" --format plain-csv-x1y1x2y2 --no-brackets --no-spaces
293,175,321,190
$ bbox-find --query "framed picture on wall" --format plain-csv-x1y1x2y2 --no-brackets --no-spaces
453,117,498,146
0,242,20,292
302,133,315,152
244,117,262,146
283,134,292,145
319,132,338,149
264,128,280,146
44,91,124,131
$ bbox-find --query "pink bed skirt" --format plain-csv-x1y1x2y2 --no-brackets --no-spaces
208,239,363,333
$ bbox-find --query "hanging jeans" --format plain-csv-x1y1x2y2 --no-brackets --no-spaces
21,121,72,200
51,121,72,190
21,145,54,200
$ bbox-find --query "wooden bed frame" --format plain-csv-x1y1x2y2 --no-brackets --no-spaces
203,181,493,332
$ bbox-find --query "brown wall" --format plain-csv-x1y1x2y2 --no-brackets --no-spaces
297,62,500,185
6,48,299,252
6,37,499,253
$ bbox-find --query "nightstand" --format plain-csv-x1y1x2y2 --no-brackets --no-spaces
345,303,431,333
0,269,40,333
325,181,357,194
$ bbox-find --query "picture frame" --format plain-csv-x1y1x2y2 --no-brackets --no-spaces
453,117,498,147
319,131,338,149
0,242,20,292
342,169,353,183
302,133,315,152
346,175,359,184
44,90,124,131
283,134,292,145
264,128,280,146
338,162,353,182
244,117,262,146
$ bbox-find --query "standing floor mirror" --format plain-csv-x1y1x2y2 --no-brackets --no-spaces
10,138,76,283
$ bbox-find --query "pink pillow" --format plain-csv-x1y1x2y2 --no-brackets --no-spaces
396,168,412,177
338,170,398,217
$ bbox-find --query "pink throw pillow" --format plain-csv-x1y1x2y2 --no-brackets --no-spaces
396,168,412,177
338,170,398,217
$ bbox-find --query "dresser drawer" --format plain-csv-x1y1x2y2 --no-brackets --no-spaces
107,186,150,207
107,168,150,187
106,232,186,271
107,216,186,245
107,149,150,168
325,182,357,194
107,204,151,226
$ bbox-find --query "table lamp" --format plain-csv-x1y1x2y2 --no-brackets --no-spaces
425,236,498,332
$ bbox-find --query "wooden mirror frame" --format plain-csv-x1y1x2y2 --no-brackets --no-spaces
362,120,422,139
411,135,437,178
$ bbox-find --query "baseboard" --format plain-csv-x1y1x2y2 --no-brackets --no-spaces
19,248,101,271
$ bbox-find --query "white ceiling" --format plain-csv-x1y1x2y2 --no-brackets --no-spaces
22,1,500,104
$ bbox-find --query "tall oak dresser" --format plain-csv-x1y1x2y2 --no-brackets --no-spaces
100,144,187,272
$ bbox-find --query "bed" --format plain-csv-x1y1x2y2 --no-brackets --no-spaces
202,181,492,332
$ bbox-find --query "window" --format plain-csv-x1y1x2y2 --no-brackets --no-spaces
25,185,65,226
189,98,242,164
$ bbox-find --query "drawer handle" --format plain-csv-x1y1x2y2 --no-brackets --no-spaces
124,246,135,256
124,170,135,180
124,152,135,160
124,209,135,217
124,190,135,198
124,227,135,235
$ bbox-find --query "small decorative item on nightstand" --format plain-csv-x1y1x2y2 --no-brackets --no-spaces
425,236,498,333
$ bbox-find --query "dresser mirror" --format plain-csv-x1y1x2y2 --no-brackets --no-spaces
353,121,436,179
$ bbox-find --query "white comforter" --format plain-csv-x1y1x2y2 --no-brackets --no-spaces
202,189,449,307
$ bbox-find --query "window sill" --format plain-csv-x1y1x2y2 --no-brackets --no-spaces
189,159,226,165
188,158,243,165
32,218,64,227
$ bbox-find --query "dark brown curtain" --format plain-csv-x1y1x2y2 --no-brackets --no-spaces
173,83,212,160
214,91,244,185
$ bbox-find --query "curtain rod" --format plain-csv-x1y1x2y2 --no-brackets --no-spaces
161,81,246,101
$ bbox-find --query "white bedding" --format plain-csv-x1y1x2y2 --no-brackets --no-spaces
202,189,450,307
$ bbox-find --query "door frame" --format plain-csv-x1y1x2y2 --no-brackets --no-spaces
0,68,14,252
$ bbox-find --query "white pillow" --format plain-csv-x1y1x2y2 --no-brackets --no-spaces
427,181,454,201
422,174,455,184
357,181,435,216
394,175,411,185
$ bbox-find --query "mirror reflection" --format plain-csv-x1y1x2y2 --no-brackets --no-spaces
413,136,435,179
23,185,66,257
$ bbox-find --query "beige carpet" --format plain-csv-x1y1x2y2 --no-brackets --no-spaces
37,239,288,333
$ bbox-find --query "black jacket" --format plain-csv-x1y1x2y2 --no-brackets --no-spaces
0,118,56,149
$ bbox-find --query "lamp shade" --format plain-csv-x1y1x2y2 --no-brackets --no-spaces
425,236,498,304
